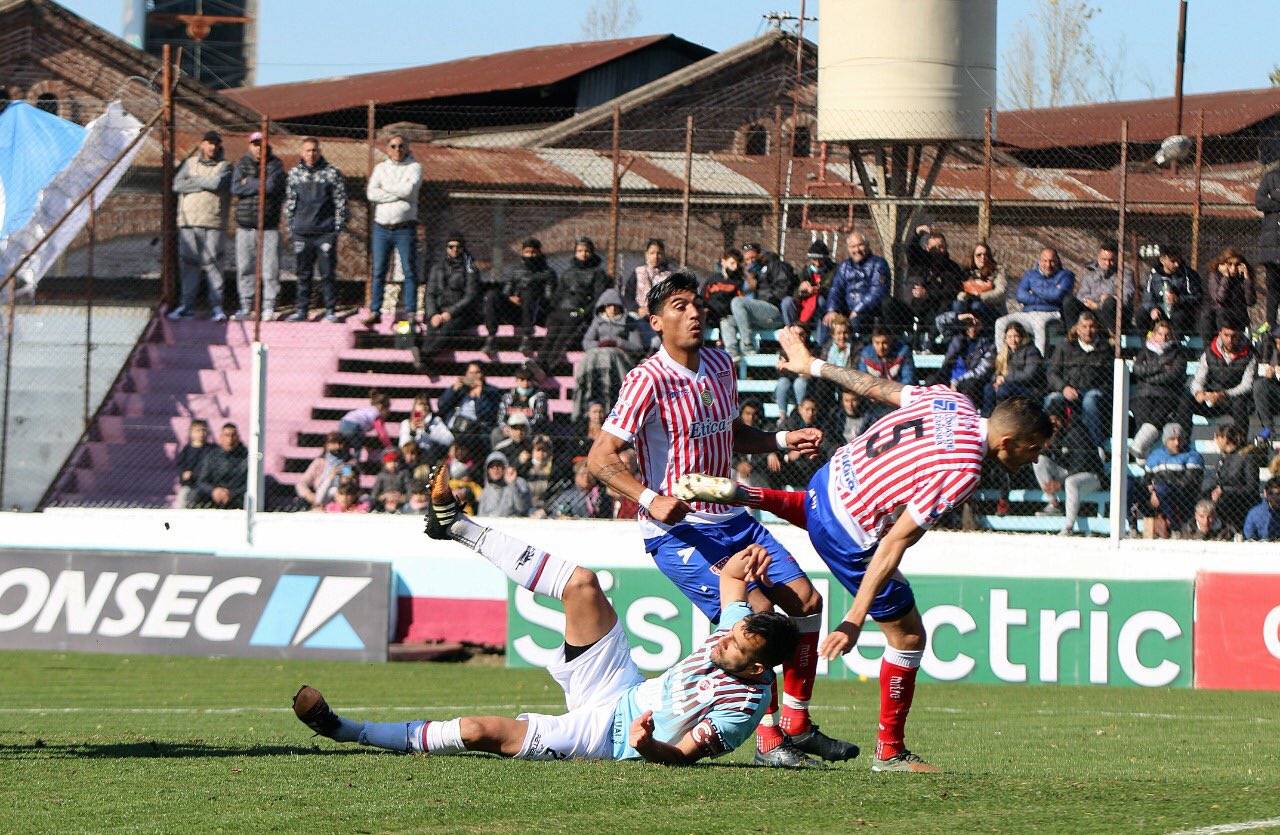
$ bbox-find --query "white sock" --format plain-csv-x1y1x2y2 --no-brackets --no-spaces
450,516,576,599
408,718,466,755
883,647,923,669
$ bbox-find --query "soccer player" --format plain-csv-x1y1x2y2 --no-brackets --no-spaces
587,271,857,768
293,464,798,765
675,326,1053,772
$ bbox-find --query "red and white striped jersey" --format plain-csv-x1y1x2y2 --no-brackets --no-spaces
825,385,987,548
602,346,742,536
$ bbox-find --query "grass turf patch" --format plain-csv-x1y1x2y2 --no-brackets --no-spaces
1,650,1278,833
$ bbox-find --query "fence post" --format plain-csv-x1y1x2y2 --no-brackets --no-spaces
245,342,268,545
1110,118,1130,546
609,105,621,278
1190,110,1205,268
160,44,176,308
365,100,376,312
981,107,993,239
84,200,96,429
253,114,268,343
680,115,693,268
0,273,14,508
773,104,785,253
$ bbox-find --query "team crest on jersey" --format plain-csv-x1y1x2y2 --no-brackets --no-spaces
700,388,714,408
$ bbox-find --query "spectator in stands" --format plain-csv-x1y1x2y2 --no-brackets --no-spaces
1063,240,1132,334
496,364,549,442
540,236,610,368
933,313,995,405
296,431,354,511
995,247,1074,355
399,440,431,484
1187,311,1256,430
1258,166,1280,333
325,479,369,513
1139,423,1204,538
1033,398,1107,535
630,237,671,317
174,419,211,509
733,399,778,488
1255,330,1280,440
439,362,501,438
830,389,874,445
823,314,855,368
363,134,422,328
1181,498,1236,541
943,240,1006,334
338,391,393,461
905,225,965,347
858,326,917,420
577,289,643,421
776,396,829,488
823,231,890,341
417,232,482,361
398,393,453,466
566,400,608,461
494,413,534,470
191,422,248,509
704,248,746,355
1205,424,1260,533
485,237,553,355
1129,319,1190,461
524,435,563,516
723,242,794,358
1201,248,1257,344
284,137,348,323
1138,244,1201,337
401,481,430,515
169,130,232,321
230,131,285,321
371,450,411,513
784,239,836,344
1243,480,1280,541
984,321,1044,416
1045,309,1111,448
477,450,531,517
547,458,614,519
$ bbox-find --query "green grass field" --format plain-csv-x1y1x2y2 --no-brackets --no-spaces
1,650,1278,834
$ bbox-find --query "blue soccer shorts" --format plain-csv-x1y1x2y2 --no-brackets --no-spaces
802,463,917,623
644,510,807,623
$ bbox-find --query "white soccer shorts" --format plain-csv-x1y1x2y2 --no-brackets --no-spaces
516,618,644,761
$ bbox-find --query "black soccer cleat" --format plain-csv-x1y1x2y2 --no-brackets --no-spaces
423,461,460,540
753,739,826,769
789,724,860,762
292,684,340,739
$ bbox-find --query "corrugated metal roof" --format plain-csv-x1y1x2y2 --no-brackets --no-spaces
999,87,1280,150
224,35,675,119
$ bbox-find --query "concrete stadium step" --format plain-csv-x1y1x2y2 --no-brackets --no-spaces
975,515,1111,535
103,391,231,418
69,441,178,471
47,492,176,509
56,467,178,495
323,371,573,400
156,317,367,348
136,343,253,370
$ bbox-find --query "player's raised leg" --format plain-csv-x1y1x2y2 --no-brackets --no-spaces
674,474,810,529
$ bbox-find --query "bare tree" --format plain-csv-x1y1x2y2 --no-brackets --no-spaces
581,0,639,41
1000,0,1101,109
1270,65,1280,86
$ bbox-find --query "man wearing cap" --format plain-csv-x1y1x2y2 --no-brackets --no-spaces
782,239,836,343
417,232,483,362
169,130,232,321
722,242,795,359
493,412,534,467
823,231,891,340
285,137,348,322
539,236,610,368
495,364,550,444
364,134,423,328
229,131,286,321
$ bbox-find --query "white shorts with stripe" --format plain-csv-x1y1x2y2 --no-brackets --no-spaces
516,619,644,761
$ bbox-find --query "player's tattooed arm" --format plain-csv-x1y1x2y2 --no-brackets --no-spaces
817,364,905,408
587,433,645,500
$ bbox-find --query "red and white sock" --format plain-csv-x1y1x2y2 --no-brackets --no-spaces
876,646,923,761
738,487,809,529
780,613,821,735
756,681,785,753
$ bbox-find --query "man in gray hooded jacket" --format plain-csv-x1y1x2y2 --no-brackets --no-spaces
477,451,531,517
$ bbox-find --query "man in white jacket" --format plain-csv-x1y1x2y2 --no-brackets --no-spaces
364,134,423,327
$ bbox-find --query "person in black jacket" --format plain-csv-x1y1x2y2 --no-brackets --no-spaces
1255,331,1280,438
703,248,745,345
932,314,995,405
539,236,610,368
174,418,210,509
484,237,554,355
437,361,503,441
1204,423,1261,533
191,423,248,508
1129,319,1191,459
722,243,795,358
284,138,347,322
1185,311,1257,431
1136,245,1202,337
905,225,965,347
983,321,1044,416
230,133,286,321
1045,310,1112,448
1256,165,1280,332
418,232,482,360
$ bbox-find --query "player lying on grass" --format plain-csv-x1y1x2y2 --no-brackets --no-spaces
293,463,799,765
674,326,1054,773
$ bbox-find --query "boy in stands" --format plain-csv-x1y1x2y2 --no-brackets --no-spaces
676,327,1053,772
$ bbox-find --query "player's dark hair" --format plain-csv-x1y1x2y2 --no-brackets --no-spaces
990,395,1053,442
646,270,699,315
742,611,799,669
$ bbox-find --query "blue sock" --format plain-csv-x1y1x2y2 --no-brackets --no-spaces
350,720,426,752
331,716,364,744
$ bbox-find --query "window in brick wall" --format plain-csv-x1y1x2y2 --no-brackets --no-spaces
744,125,768,156
792,126,812,158
36,93,57,116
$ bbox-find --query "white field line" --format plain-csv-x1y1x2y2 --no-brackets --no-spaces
1165,817,1280,835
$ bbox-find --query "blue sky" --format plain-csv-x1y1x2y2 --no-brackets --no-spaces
59,0,1279,99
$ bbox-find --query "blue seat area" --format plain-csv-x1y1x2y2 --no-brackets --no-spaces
972,488,1109,517
975,515,1112,535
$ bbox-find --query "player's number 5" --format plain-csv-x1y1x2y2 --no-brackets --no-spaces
864,417,925,459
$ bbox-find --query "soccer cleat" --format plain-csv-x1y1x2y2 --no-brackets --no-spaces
753,740,826,769
871,750,941,773
673,473,745,504
424,461,460,540
789,725,860,762
292,685,340,738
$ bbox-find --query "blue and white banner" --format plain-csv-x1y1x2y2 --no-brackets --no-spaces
0,101,147,294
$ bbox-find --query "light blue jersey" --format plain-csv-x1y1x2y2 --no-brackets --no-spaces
610,601,772,760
